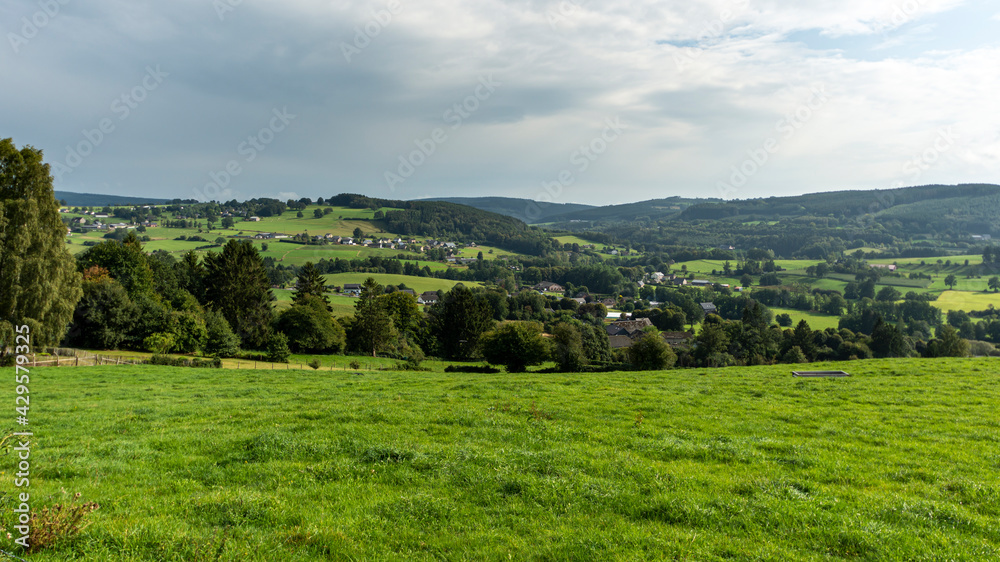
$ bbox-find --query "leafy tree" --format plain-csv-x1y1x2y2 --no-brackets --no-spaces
144,332,176,354
352,277,395,357
203,240,275,349
275,295,345,353
267,331,291,363
859,279,877,299
77,232,154,299
776,313,793,327
694,321,730,364
580,324,612,363
947,309,971,328
480,321,549,372
0,138,83,361
822,294,847,316
380,291,422,339
551,323,587,371
924,325,969,358
430,284,495,359
293,262,329,309
989,277,1000,293
628,332,677,370
781,346,807,363
870,317,908,358
739,274,753,288
944,274,957,290
313,208,324,219
170,311,208,353
221,216,235,229
759,272,780,286
353,227,364,239
296,211,304,218
203,310,241,357
65,277,136,350
875,286,901,302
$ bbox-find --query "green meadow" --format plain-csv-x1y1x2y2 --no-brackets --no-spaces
6,358,1000,560
319,273,482,294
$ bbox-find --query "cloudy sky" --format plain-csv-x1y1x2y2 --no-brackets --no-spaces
2,0,998,206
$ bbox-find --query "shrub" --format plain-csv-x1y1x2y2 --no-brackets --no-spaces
267,332,291,363
308,359,322,370
628,333,677,370
1,493,101,554
776,313,793,327
444,364,501,373
349,360,361,370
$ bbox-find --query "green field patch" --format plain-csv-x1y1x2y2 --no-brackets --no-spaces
11,359,1000,559
321,273,482,294
933,290,1000,312
768,307,842,331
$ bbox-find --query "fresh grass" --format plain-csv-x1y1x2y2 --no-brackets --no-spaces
320,273,483,294
7,358,1000,560
933,290,1000,312
768,307,842,331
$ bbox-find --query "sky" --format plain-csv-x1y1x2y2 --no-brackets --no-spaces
1,0,998,206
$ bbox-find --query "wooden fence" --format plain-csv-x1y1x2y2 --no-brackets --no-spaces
20,353,143,367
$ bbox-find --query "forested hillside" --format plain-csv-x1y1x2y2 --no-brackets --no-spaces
545,184,1000,259
420,196,594,223
329,194,559,255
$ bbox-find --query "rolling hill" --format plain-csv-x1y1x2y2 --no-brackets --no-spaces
55,190,173,206
418,196,595,223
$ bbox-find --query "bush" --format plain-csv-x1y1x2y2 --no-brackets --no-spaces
480,321,549,372
267,332,291,363
8,493,100,554
349,360,361,370
143,332,176,354
203,310,241,358
147,355,222,368
628,333,677,370
776,313,793,327
444,364,501,373
308,359,322,370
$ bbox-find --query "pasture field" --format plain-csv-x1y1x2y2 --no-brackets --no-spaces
6,358,1000,560
320,273,483,294
768,307,842,331
933,290,1000,313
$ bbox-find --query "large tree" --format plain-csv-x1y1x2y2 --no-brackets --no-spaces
0,138,82,361
203,239,275,349
430,285,496,359
480,321,549,373
293,262,329,309
76,231,154,299
352,277,394,357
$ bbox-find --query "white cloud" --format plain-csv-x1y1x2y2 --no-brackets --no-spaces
2,0,995,204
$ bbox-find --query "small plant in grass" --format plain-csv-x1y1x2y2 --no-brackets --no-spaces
349,360,361,370
308,359,322,370
0,493,100,553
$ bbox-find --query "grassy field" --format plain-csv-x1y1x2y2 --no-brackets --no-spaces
768,307,842,331
320,273,483,294
933,290,1000,312
6,358,1000,560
